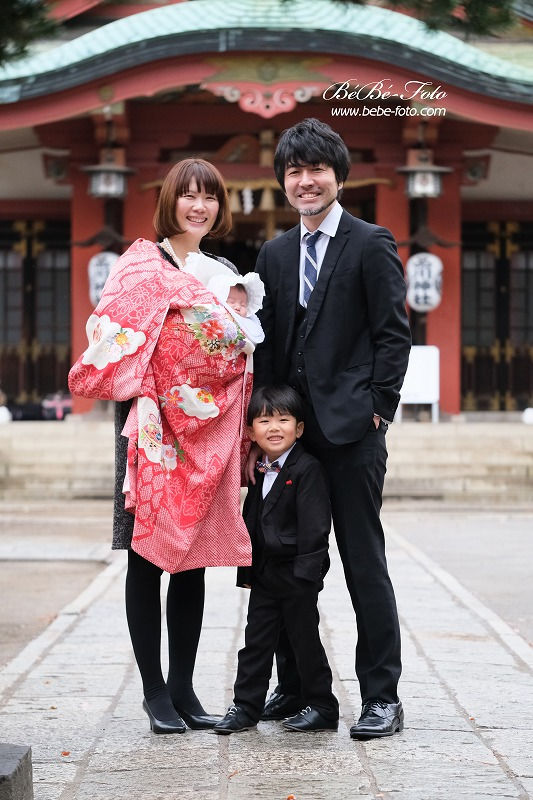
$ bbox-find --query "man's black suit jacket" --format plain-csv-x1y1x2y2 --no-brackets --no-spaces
237,441,331,588
254,210,411,445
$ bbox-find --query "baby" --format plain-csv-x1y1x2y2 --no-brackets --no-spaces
183,252,265,347
226,284,248,317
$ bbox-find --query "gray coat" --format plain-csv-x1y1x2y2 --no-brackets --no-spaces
112,248,239,549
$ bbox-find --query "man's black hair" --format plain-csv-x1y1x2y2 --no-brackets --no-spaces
274,118,351,189
247,385,304,426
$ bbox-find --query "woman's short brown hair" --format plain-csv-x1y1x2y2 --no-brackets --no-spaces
153,158,232,239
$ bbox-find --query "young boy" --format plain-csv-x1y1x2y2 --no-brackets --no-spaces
214,385,339,734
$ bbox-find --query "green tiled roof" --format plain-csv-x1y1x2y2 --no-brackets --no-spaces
1,0,532,102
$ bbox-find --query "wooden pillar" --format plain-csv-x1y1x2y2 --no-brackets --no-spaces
426,171,462,415
123,167,158,244
70,171,102,413
375,175,410,269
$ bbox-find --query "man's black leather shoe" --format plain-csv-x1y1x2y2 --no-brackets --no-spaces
350,700,404,739
260,691,302,721
282,706,338,733
213,705,257,735
142,699,186,734
174,706,222,730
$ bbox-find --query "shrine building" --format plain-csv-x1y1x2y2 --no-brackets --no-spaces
0,0,532,416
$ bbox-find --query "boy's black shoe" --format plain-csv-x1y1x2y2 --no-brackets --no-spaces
282,706,338,733
213,705,257,735
349,700,404,739
261,691,302,720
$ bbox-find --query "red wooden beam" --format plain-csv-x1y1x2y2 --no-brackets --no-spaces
49,0,105,21
1,52,531,132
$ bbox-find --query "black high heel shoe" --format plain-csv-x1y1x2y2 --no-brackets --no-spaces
173,705,222,730
143,699,186,734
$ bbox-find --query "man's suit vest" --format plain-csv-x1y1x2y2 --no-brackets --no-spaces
288,303,309,397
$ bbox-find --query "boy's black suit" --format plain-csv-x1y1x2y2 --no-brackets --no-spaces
237,441,330,587
234,441,338,722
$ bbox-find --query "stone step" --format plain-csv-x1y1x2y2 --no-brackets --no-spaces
388,455,532,475
5,460,530,480
0,482,112,500
5,443,532,465
1,420,532,501
3,428,533,454
386,462,532,478
384,474,532,495
4,460,115,477
388,438,533,453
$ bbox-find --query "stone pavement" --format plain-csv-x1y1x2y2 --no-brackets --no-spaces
1,506,532,800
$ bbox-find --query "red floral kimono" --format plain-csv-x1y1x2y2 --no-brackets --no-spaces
69,239,252,573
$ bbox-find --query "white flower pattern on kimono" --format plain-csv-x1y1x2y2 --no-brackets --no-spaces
158,385,218,420
82,314,146,370
138,397,163,464
178,384,219,419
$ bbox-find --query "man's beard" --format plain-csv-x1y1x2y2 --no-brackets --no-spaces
295,195,336,217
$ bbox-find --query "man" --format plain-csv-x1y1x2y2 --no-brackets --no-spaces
250,118,411,739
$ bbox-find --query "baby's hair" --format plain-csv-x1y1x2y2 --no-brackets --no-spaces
247,385,304,426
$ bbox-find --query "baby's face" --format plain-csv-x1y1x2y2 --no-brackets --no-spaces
227,285,248,316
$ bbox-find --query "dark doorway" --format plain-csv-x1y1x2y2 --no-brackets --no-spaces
0,220,71,416
461,221,533,410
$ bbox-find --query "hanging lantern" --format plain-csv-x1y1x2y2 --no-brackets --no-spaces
397,149,451,199
82,147,134,199
88,251,119,307
406,252,443,312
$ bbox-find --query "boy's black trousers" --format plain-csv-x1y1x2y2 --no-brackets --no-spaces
233,559,338,722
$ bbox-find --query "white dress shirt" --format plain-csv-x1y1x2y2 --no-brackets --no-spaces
261,443,296,499
298,201,343,307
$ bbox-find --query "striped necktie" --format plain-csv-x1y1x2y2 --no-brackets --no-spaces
303,230,322,306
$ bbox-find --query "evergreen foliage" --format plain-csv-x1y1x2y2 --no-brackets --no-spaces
0,0,517,69
1,0,57,67
335,0,515,36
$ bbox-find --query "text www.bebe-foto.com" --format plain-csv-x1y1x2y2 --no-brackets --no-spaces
324,79,448,117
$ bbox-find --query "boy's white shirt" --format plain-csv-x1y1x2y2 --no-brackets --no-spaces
262,443,297,499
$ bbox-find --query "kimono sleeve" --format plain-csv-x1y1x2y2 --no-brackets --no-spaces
68,241,171,401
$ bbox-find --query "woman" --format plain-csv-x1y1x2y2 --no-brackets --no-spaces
69,159,253,734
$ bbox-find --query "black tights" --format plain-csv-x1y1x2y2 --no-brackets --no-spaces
125,549,206,721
